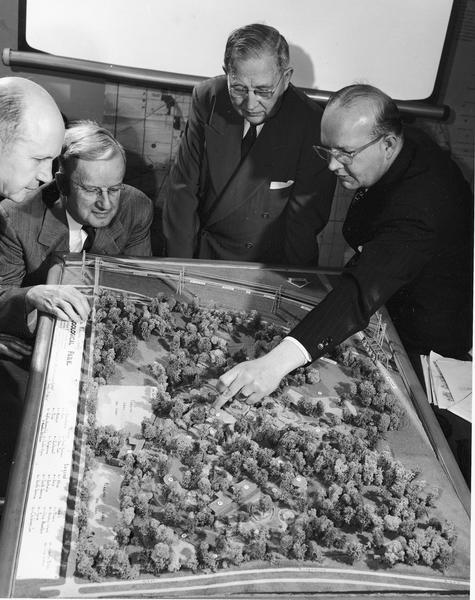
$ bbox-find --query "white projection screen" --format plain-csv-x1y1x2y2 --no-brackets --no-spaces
23,0,454,100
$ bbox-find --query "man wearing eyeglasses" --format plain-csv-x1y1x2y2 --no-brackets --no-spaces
218,84,473,409
163,23,335,264
0,120,153,334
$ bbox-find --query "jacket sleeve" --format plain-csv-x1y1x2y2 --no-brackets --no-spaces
163,84,209,258
283,105,336,266
0,206,33,337
290,209,437,359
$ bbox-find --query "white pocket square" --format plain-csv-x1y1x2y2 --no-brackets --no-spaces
269,179,294,190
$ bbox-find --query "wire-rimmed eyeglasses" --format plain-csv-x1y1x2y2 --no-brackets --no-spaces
227,70,287,100
70,178,125,199
313,134,385,165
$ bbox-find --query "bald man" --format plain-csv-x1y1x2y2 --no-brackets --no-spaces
0,78,68,496
0,77,65,202
0,77,69,361
217,84,473,405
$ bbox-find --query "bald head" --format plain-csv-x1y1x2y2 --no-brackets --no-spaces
325,84,402,138
0,77,65,202
320,84,403,190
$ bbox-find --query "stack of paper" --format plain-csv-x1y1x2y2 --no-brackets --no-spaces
421,352,472,423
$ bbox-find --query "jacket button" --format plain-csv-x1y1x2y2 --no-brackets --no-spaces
245,241,254,249
261,212,270,219
317,342,324,351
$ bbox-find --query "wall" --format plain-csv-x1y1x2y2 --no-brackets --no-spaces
0,2,105,121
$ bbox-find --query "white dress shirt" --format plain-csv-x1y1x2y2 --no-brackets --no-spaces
66,210,87,252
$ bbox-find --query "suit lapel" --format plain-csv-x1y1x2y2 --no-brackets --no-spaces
205,101,289,227
92,218,124,254
38,195,69,252
205,102,242,197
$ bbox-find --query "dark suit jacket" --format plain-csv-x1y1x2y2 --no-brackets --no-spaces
163,76,335,265
291,128,473,359
0,182,153,336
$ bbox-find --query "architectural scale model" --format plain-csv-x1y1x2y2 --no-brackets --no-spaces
73,290,460,581
3,259,468,597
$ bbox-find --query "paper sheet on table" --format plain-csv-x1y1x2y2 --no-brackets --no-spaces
428,352,472,423
434,354,472,404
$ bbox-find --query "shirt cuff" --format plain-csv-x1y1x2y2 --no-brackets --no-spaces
284,336,312,364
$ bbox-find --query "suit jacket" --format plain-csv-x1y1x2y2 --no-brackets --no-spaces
0,182,153,336
163,76,335,265
291,128,473,359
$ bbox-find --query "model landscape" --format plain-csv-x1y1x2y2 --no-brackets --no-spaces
74,289,458,582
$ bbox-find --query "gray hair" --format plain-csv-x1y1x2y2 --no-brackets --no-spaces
224,23,289,72
58,120,126,174
0,87,23,148
327,84,403,137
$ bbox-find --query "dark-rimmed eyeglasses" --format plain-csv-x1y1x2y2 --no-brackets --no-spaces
313,134,385,165
227,70,287,100
70,178,124,199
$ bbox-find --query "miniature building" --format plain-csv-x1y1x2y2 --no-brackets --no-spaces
209,492,234,517
128,436,145,452
233,479,259,503
210,409,236,426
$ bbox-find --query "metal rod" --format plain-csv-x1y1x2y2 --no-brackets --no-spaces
2,48,449,119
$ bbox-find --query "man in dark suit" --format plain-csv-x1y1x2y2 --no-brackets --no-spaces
0,120,153,336
217,84,473,403
163,23,335,265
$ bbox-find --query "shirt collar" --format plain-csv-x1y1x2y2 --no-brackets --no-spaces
65,208,83,232
243,121,265,138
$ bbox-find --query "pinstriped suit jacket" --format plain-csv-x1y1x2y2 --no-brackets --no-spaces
0,182,153,336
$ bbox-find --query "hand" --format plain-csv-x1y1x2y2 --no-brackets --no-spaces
25,285,91,322
0,333,32,360
216,339,307,404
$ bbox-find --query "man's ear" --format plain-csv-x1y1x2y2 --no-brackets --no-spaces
283,67,294,91
55,172,69,195
383,134,400,160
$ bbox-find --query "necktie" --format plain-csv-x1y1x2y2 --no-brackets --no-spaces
351,187,367,207
82,225,96,252
241,124,257,160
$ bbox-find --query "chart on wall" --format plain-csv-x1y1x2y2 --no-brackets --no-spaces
103,84,192,206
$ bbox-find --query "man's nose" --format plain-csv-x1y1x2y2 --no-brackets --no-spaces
244,91,260,110
97,189,112,209
327,155,343,172
37,159,54,183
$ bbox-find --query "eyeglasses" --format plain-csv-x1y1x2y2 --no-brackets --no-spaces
70,178,124,198
227,70,287,100
313,134,385,165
